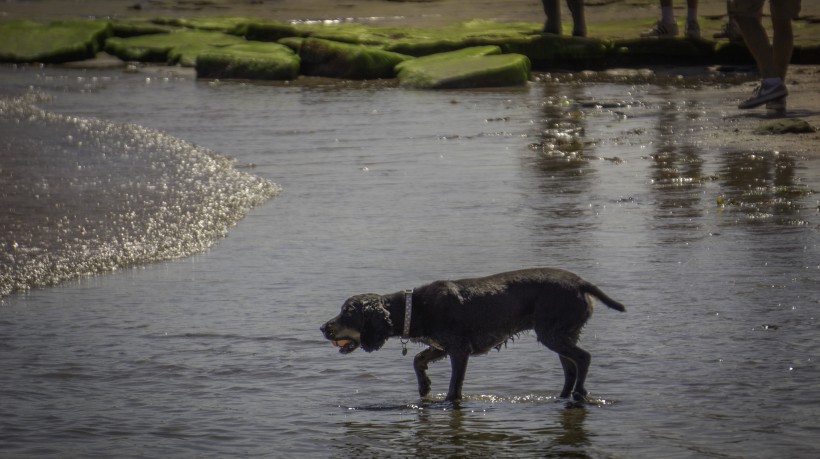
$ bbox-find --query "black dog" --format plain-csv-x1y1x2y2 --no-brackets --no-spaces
320,268,625,402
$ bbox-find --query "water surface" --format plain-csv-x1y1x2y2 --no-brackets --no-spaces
1,64,818,457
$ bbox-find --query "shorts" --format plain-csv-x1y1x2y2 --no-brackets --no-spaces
728,0,802,20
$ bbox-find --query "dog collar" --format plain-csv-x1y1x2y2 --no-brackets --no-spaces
403,289,413,338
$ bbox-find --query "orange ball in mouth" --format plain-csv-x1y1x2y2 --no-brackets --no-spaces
332,339,351,348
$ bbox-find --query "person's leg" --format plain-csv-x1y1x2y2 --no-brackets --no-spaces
660,0,674,23
685,0,700,38
641,0,679,37
770,0,801,80
686,0,698,17
542,0,562,34
715,0,744,42
732,0,789,109
566,0,586,37
731,0,775,78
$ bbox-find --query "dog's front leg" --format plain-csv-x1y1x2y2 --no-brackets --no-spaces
414,347,446,397
445,351,470,402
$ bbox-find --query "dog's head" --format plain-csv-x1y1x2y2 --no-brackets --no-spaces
320,293,393,354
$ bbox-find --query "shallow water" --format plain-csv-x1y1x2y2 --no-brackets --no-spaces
1,64,818,458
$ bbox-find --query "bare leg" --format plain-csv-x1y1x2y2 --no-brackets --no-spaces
414,347,447,397
733,12,776,78
770,4,795,81
566,0,586,37
542,0,562,34
661,0,674,20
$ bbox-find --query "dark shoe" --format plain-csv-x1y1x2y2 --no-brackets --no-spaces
543,20,561,35
684,20,701,39
765,97,787,117
738,82,788,109
714,20,744,43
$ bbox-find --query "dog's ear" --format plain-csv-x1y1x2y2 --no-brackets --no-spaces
358,295,393,352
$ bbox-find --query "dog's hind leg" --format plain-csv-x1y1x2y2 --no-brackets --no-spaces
540,336,591,401
414,347,447,397
557,355,578,399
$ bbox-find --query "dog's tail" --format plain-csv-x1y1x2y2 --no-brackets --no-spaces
582,283,626,312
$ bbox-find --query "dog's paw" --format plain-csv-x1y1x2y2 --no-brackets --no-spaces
418,383,431,397
571,391,591,403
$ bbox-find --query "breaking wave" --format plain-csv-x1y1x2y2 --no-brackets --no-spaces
0,92,281,297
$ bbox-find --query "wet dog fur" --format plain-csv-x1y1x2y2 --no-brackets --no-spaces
320,268,625,402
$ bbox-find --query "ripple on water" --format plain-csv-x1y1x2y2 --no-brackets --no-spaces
0,93,281,297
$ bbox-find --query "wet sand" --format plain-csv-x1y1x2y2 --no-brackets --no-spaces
706,66,820,156
2,0,818,33
2,0,818,154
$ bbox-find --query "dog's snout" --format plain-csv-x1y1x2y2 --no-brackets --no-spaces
320,321,333,338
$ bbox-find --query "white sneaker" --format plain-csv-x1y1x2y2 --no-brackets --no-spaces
640,21,679,38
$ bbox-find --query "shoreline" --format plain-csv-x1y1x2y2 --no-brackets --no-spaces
2,0,818,40
2,0,818,154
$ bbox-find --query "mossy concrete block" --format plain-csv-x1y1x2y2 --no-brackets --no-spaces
0,19,111,63
385,38,467,57
395,45,502,73
297,22,399,47
293,19,541,56
104,29,244,64
110,19,175,38
713,41,755,65
384,19,542,56
793,44,820,65
503,34,611,69
397,51,531,89
299,37,413,79
611,38,717,65
151,16,249,35
196,42,300,80
278,37,305,53
244,19,303,42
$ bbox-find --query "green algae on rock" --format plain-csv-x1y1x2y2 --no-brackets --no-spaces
110,19,176,38
0,19,111,63
150,16,250,35
299,37,412,79
397,47,531,89
278,37,305,53
244,19,304,42
753,119,817,135
503,34,610,69
196,42,300,80
296,22,405,47
384,19,542,56
104,29,244,64
610,37,717,66
395,45,503,72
